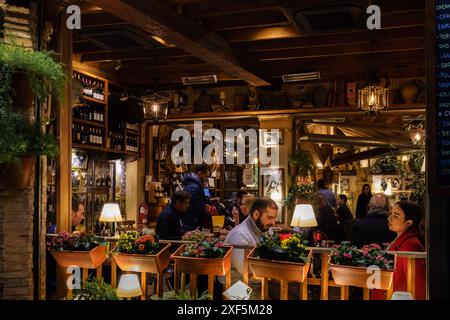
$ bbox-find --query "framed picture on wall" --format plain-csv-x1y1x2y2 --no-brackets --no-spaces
262,168,284,221
260,130,283,147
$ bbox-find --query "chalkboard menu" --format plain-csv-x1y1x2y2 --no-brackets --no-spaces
435,1,450,185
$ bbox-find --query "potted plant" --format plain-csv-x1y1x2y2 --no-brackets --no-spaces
112,231,171,274
282,183,316,209
248,228,312,283
47,231,107,269
172,235,232,278
288,150,315,177
0,43,65,188
154,289,212,300
329,241,397,290
66,278,119,300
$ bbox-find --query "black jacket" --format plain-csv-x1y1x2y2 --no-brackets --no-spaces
156,204,184,240
181,173,209,231
352,207,396,248
336,205,354,224
355,193,371,220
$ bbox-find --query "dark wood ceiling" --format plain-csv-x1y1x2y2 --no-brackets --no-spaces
71,0,426,89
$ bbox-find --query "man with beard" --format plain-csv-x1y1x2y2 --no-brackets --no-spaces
225,197,278,275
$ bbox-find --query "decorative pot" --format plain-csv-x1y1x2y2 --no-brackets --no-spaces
312,85,329,107
171,244,232,276
400,81,419,103
0,156,34,189
50,245,107,269
329,254,397,290
113,243,171,273
248,248,312,283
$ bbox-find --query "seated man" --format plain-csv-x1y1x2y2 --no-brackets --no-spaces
156,191,190,240
225,197,278,275
71,198,85,233
336,194,354,241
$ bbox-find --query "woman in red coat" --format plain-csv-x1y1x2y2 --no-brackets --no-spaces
372,201,426,299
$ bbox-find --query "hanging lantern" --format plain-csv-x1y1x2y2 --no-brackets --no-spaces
409,127,425,146
358,85,389,115
142,93,169,122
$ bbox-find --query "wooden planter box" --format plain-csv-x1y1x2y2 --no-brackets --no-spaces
248,247,312,283
50,245,106,269
171,244,232,276
329,254,397,290
113,242,171,273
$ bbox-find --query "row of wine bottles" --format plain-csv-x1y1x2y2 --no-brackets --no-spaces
74,72,105,101
125,136,139,153
72,124,104,146
73,104,105,123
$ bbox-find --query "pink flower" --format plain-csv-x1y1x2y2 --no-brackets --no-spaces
214,242,223,248
279,233,292,241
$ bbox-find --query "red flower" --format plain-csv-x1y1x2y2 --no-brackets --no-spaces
279,233,292,241
138,244,145,251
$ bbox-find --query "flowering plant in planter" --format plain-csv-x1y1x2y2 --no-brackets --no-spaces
330,241,394,270
181,236,225,258
256,228,309,263
47,231,106,252
115,231,160,255
182,229,210,243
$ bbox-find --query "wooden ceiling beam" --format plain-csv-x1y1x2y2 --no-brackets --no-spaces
331,147,392,167
253,37,425,61
80,48,189,62
180,0,425,18
85,0,271,86
236,25,424,52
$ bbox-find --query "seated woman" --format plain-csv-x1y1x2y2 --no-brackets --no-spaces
372,201,426,300
235,194,256,225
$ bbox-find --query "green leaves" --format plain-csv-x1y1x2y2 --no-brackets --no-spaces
67,278,119,300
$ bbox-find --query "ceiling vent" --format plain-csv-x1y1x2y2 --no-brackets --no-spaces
182,75,218,85
282,1,366,35
282,71,321,82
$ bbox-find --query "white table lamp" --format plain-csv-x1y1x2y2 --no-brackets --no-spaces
117,274,142,299
99,203,122,237
290,204,318,228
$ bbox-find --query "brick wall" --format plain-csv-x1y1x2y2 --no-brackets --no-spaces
0,176,35,299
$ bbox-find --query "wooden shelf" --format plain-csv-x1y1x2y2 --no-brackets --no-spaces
126,129,140,135
83,95,106,105
72,143,139,157
73,118,106,128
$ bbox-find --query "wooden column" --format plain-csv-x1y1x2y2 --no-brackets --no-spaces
320,253,329,300
208,275,214,297
340,286,349,300
141,272,147,300
300,279,308,300
280,280,288,300
407,257,416,299
156,272,164,297
363,288,370,300
111,258,117,288
243,249,249,284
261,277,269,300
96,266,102,281
55,10,73,299
190,273,198,299
225,271,232,290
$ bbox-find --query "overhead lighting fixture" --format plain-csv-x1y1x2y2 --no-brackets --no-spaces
282,71,321,83
311,118,345,123
358,84,389,115
182,75,217,85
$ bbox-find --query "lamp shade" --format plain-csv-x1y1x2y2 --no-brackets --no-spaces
117,274,142,298
290,204,318,228
99,203,122,222
391,291,414,300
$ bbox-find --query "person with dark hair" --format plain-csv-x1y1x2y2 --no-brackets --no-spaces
225,197,278,275
336,194,354,241
71,197,85,232
356,183,372,220
156,191,191,240
317,179,337,210
352,193,396,248
308,194,342,245
231,190,248,225
372,201,426,300
182,164,211,231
